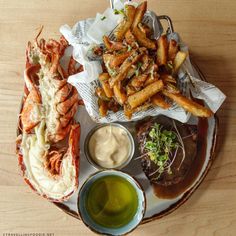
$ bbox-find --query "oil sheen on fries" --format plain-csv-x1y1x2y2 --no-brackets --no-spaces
127,80,164,109
114,5,136,42
162,90,213,117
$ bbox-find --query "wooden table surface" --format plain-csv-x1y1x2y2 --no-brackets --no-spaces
0,0,235,235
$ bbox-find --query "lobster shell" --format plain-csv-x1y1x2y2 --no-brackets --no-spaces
16,31,82,202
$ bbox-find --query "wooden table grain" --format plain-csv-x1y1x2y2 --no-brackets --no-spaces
0,0,235,235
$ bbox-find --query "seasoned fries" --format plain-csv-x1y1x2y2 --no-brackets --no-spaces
129,1,155,49
114,5,136,41
98,99,108,117
98,73,113,98
151,93,171,109
168,39,179,61
130,74,148,88
109,50,143,86
125,30,137,47
113,83,127,105
103,35,112,50
133,27,156,50
127,80,164,109
173,51,188,73
157,35,168,65
138,23,152,37
131,1,147,30
162,90,213,117
94,1,213,119
109,52,131,68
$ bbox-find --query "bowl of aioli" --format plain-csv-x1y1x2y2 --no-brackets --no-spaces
84,123,135,170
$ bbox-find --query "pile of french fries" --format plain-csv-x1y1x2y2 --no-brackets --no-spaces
95,1,213,119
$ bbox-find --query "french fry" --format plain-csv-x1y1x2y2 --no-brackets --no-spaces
103,53,112,65
98,98,108,117
131,2,155,49
126,84,136,96
130,74,148,88
133,102,153,112
103,36,125,51
99,73,110,82
114,5,136,41
107,99,120,113
165,83,180,94
144,61,158,74
127,80,164,109
110,50,143,86
162,89,213,117
124,104,133,120
102,81,113,98
95,87,110,101
157,35,168,65
133,27,156,50
140,54,150,72
113,82,127,105
103,54,119,77
127,66,137,78
124,102,152,120
139,46,148,55
104,52,128,70
168,39,179,61
125,29,137,46
109,52,131,68
131,1,147,30
160,73,177,84
110,42,126,51
138,23,152,37
144,76,159,86
98,73,114,98
173,51,188,73
103,35,112,50
151,93,170,109
95,1,213,119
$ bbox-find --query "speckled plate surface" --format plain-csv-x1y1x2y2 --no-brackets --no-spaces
53,63,219,224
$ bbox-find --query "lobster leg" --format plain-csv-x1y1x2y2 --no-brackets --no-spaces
56,88,78,115
55,83,73,103
60,102,78,128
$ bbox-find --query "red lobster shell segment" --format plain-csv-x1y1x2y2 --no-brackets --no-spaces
17,28,82,202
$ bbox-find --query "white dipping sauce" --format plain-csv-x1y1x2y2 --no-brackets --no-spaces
88,125,131,168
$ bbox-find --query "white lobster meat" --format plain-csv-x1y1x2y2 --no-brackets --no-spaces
16,28,82,202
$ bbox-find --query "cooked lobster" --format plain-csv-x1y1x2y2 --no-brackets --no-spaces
16,28,82,202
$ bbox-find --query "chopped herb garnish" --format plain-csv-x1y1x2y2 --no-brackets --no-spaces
105,61,117,77
144,123,179,176
113,8,125,15
127,45,132,52
137,62,143,68
101,16,106,21
135,62,143,76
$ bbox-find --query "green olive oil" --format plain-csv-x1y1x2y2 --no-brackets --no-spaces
85,175,139,228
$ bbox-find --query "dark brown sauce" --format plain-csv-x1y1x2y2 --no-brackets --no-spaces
152,118,208,199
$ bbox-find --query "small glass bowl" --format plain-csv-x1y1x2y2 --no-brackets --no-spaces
84,123,135,170
78,170,146,235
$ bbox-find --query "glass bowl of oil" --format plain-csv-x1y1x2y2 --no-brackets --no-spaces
78,170,146,235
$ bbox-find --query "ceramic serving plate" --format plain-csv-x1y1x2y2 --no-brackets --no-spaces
16,5,219,222
53,63,218,224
